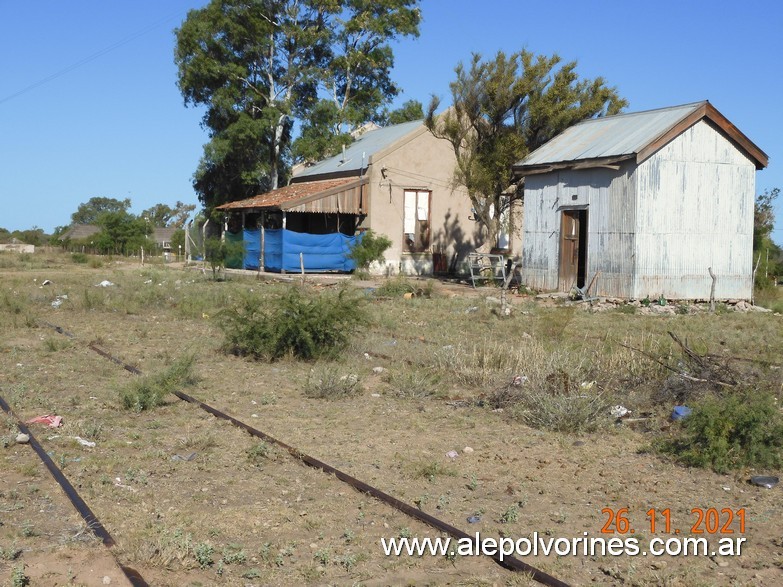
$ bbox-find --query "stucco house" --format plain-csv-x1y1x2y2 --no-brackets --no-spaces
512,101,768,300
217,120,483,275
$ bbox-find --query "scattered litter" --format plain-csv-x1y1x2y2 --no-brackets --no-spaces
113,477,136,492
144,279,153,284
385,339,397,346
171,452,197,462
15,433,30,444
722,486,731,492
26,414,63,428
750,475,779,489
511,375,528,386
466,515,481,524
363,352,371,360
445,450,459,460
465,306,479,314
671,406,692,421
441,345,454,351
89,396,98,400
491,408,504,413
403,292,415,300
371,393,381,398
372,366,385,374
96,280,115,287
463,446,474,454
251,414,259,418
610,405,631,418
581,381,596,390
42,279,52,286
251,400,257,405
51,298,63,309
73,436,96,448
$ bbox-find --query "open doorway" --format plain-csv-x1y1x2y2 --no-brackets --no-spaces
559,209,588,291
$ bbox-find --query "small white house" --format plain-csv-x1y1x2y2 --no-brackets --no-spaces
512,101,768,300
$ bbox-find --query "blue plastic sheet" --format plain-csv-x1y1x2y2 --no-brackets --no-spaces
256,228,358,272
243,228,261,270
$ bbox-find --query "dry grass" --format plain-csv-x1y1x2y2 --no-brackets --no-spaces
1,250,782,586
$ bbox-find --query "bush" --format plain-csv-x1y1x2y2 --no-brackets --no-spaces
303,365,362,399
657,390,783,473
119,355,198,412
348,229,392,270
218,286,367,361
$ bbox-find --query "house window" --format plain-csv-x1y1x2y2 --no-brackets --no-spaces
403,190,431,253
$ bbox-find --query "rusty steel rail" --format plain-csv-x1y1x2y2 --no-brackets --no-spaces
0,395,149,587
41,321,571,587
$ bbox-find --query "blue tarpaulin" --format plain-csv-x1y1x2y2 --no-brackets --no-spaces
243,228,261,269
241,228,359,273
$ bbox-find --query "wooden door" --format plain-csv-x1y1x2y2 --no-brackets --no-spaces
559,210,587,291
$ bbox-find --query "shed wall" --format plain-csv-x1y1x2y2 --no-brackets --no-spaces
521,165,636,297
632,120,756,299
366,130,480,275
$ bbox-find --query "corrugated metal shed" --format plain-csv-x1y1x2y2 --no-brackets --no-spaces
293,120,423,179
514,101,767,172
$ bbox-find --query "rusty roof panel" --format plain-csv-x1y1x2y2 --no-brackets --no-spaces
216,178,366,214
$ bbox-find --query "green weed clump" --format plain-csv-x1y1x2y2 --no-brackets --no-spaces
219,286,367,361
657,390,783,473
119,355,198,412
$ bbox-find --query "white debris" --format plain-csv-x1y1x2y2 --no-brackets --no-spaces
610,405,631,418
96,280,115,287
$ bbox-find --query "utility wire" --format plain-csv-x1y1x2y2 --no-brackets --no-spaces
0,8,187,105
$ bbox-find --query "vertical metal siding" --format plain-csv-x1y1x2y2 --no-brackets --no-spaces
521,164,636,297
633,120,755,299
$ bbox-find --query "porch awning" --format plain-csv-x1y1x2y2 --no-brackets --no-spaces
217,177,368,214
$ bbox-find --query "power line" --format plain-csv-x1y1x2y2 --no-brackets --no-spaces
0,8,187,105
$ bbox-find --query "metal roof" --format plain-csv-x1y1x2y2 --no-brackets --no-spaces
216,177,367,214
293,119,424,179
516,102,706,168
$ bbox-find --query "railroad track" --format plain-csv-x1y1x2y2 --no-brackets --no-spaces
1,319,571,587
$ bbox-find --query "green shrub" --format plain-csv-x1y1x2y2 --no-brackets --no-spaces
658,390,783,473
218,286,367,361
119,355,198,412
71,252,88,264
348,229,392,270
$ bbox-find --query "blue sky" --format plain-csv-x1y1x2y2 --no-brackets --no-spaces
2,1,782,245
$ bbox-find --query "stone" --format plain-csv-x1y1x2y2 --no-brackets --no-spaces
102,576,112,585
16,433,30,444
372,366,385,374
463,446,474,454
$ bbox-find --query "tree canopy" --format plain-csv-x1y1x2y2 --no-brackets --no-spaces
754,187,782,286
175,0,420,213
426,50,627,244
71,197,131,225
141,201,196,228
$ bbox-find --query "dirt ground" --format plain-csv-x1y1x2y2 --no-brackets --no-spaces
1,257,782,586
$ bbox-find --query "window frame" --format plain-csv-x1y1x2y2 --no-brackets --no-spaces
402,189,432,253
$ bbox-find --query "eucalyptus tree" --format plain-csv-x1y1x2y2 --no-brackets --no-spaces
175,0,420,212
